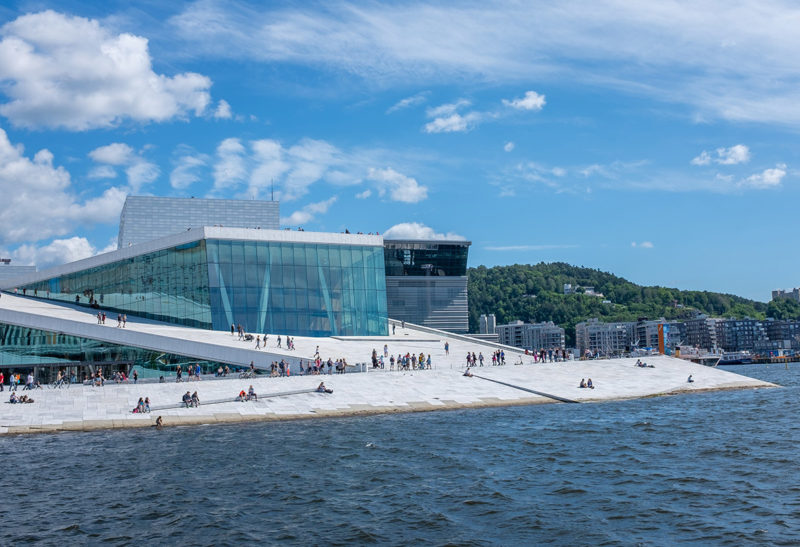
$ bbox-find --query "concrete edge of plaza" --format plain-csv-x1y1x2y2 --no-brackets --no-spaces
0,295,779,437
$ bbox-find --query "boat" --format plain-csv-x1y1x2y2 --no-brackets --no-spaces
674,345,721,367
718,351,753,365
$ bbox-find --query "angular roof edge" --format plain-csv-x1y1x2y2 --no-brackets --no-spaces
0,227,383,289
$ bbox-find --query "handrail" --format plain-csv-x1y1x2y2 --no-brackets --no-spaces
388,318,528,355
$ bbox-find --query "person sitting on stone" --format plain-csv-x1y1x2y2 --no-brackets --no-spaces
587,378,594,389
238,390,247,402
9,392,18,403
579,378,587,388
316,382,333,394
687,375,694,383
463,368,473,377
182,391,192,407
191,391,200,407
247,385,257,401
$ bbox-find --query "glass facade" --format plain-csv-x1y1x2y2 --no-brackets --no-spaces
16,237,388,338
207,240,387,336
384,241,469,277
19,240,212,328
0,322,230,378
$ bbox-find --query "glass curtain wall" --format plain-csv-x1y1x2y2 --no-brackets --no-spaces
16,241,212,329
206,240,388,337
384,242,469,276
0,322,230,379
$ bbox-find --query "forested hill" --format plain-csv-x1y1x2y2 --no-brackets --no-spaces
468,263,800,343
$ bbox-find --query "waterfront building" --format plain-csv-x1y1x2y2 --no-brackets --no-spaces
118,195,280,248
682,315,719,351
5,227,388,337
715,319,767,352
575,318,635,356
479,313,496,334
383,238,471,333
763,319,800,350
634,319,683,350
771,288,800,302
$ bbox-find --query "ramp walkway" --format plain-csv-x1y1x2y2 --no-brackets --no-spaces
471,373,579,404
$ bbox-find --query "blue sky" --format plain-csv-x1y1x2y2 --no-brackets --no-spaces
0,1,798,301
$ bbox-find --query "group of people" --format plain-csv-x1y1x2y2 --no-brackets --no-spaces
1,372,37,391
268,359,292,377
233,324,297,352
635,359,655,368
8,393,34,403
182,391,200,407
132,397,151,413
298,358,334,375
578,378,595,389
526,348,571,363
237,385,258,401
389,352,431,371
175,363,204,382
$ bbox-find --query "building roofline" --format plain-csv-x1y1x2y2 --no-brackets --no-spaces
0,227,383,289
383,239,472,246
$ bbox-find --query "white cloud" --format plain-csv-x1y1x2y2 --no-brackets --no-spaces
387,92,428,113
741,164,787,189
169,2,800,128
88,165,117,179
716,144,751,165
205,136,426,203
214,99,232,119
280,196,337,226
89,143,134,165
0,10,212,130
502,90,546,111
423,112,482,133
383,222,465,241
426,99,471,118
690,151,712,166
423,100,484,133
0,128,126,245
125,161,160,190
88,142,159,191
212,138,248,190
13,237,98,268
693,144,750,166
170,152,209,189
355,189,372,199
366,167,428,203
631,241,654,248
504,141,515,152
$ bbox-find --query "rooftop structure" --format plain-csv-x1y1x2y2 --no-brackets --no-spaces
383,238,471,333
118,195,280,248
771,288,800,302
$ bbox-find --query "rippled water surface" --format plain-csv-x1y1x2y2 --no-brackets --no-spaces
1,364,798,545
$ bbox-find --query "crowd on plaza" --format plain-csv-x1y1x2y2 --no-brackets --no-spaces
233,324,297,351
525,348,572,363
175,363,204,382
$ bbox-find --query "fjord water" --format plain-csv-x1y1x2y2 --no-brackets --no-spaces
1,364,797,545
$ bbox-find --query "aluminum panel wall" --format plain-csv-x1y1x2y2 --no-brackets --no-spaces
385,276,468,333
